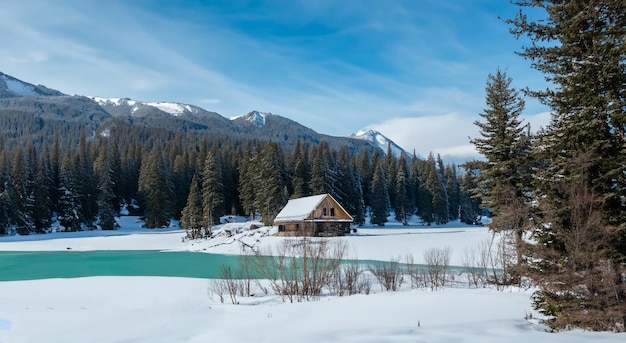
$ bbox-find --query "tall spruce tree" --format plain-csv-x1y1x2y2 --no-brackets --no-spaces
470,68,531,270
58,155,83,232
393,156,411,225
509,1,626,331
291,140,311,198
256,142,286,225
370,159,389,226
202,147,224,233
138,150,171,228
94,142,119,231
238,142,257,221
180,174,203,239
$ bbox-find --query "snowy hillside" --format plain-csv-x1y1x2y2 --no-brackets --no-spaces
350,129,406,157
0,218,619,342
89,96,201,117
0,72,64,98
230,110,268,128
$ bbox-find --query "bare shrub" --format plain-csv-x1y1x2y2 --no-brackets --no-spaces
405,254,427,289
250,238,348,302
486,232,518,290
208,278,227,304
462,240,490,288
330,261,372,296
370,257,404,291
424,247,451,290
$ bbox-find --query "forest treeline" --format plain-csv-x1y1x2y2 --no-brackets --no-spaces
0,120,480,235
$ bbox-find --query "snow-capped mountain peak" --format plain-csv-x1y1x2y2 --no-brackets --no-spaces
350,129,406,157
88,96,199,117
230,110,268,128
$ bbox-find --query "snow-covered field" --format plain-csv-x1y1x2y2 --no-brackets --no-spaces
0,217,621,342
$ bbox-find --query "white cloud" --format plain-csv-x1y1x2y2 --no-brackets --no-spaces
369,109,553,164
367,113,480,161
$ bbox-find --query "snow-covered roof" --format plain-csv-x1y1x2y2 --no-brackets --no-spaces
273,194,327,222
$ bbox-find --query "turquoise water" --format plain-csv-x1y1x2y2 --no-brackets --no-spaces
0,250,470,282
0,250,243,281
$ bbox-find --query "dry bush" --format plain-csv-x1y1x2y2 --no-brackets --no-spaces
423,247,451,290
462,240,490,288
250,238,348,302
370,257,404,291
405,254,427,289
330,261,372,296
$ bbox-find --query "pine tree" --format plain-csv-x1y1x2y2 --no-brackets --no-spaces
509,1,626,331
10,146,34,234
394,162,410,225
436,154,450,219
445,164,461,221
291,140,311,198
75,129,97,227
350,156,366,226
358,150,372,208
470,67,531,278
138,150,171,228
370,159,389,226
57,155,83,232
238,142,257,221
180,174,203,239
309,143,331,196
202,147,223,234
422,153,447,224
32,152,53,232
94,142,119,231
384,145,397,209
256,142,286,225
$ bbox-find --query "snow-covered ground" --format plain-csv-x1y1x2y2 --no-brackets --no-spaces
0,217,621,342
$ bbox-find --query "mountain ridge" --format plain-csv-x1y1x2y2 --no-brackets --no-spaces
0,71,404,155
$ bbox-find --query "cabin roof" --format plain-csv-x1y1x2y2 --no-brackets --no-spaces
274,194,353,223
273,194,327,222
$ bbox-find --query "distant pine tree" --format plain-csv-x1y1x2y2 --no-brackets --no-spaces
138,150,171,228
370,160,389,226
57,156,83,232
291,140,311,198
181,174,203,239
202,147,223,234
394,158,410,225
94,142,119,231
238,142,257,221
256,142,286,225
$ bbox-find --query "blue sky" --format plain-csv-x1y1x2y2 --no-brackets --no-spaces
0,0,550,162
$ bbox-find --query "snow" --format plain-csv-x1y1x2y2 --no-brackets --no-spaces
89,96,194,116
351,129,405,157
0,217,621,342
1,75,39,97
274,194,327,222
230,111,267,127
145,101,194,116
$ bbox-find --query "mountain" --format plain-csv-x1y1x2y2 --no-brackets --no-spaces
0,72,64,99
230,110,267,128
350,129,406,157
230,110,374,153
0,71,393,155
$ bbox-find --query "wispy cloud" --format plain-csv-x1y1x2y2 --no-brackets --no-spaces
0,0,550,161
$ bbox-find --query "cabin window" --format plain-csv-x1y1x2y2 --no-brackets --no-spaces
323,208,327,216
330,208,335,217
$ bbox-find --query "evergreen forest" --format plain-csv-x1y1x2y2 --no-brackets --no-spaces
0,119,481,236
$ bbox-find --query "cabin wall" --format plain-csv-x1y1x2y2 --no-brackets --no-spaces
276,221,351,237
312,197,352,221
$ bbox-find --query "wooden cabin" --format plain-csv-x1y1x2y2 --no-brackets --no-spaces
273,194,353,237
